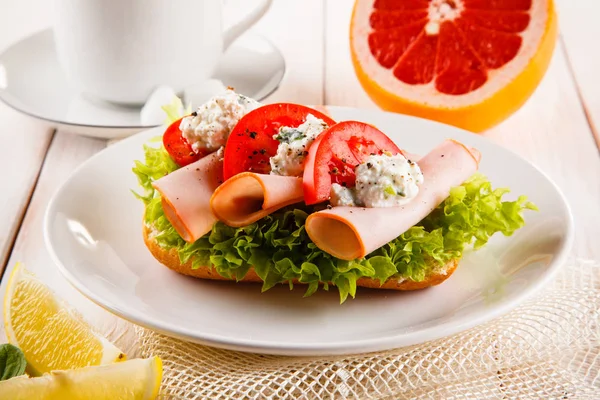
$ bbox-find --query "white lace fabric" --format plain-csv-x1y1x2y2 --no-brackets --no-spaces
132,259,600,399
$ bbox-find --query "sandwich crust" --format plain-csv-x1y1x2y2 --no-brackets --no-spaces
143,223,458,291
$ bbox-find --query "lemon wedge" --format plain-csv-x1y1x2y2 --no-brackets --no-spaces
3,263,126,375
0,356,162,400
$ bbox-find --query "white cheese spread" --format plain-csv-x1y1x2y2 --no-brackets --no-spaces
331,183,359,207
179,89,261,153
269,114,329,176
330,153,424,208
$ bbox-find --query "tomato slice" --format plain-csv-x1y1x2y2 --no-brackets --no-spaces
303,121,403,205
162,117,207,167
223,103,336,179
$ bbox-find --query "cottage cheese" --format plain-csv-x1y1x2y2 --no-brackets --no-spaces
331,183,359,207
330,153,424,207
269,114,329,176
179,89,261,153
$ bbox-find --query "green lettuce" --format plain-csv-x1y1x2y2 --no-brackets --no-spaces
160,96,191,125
133,145,536,303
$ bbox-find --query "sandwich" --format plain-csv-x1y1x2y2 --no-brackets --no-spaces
133,90,535,302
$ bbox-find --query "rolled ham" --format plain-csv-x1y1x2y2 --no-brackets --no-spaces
211,172,304,227
152,152,223,243
305,139,481,260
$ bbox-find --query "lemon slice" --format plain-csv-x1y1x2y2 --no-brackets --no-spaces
3,263,126,375
0,356,162,400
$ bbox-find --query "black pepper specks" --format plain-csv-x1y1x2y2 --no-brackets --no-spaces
191,111,197,117
249,131,257,139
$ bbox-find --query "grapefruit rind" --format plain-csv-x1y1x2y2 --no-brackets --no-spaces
350,0,558,132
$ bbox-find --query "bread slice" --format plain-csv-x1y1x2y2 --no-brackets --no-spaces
143,223,458,291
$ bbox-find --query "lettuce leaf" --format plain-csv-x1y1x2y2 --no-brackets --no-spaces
133,145,536,303
161,96,191,125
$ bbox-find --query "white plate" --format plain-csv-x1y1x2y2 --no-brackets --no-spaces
0,29,285,139
44,107,574,356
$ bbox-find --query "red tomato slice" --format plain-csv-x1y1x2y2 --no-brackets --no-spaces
303,121,403,205
162,117,207,167
223,103,336,179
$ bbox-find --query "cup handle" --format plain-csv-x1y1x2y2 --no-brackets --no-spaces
222,0,273,49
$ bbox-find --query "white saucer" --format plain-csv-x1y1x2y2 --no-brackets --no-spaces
0,29,285,139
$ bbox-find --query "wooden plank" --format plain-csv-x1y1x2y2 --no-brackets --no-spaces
0,133,141,354
252,0,324,105
555,0,600,148
0,107,53,269
324,0,376,109
324,0,600,259
0,0,55,272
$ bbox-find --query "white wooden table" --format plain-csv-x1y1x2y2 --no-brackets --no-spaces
0,0,598,353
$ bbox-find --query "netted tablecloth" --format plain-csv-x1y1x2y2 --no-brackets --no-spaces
133,259,600,399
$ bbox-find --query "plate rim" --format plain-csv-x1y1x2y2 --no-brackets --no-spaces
43,107,575,355
0,28,285,135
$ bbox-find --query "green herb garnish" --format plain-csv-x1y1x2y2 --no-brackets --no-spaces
274,128,306,143
0,344,27,381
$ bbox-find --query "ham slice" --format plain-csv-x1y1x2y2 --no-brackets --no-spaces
211,172,304,227
305,139,481,260
152,152,223,243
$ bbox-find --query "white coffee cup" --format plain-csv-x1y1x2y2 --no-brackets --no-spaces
53,0,272,105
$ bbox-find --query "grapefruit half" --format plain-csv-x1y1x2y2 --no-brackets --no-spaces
350,0,558,132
